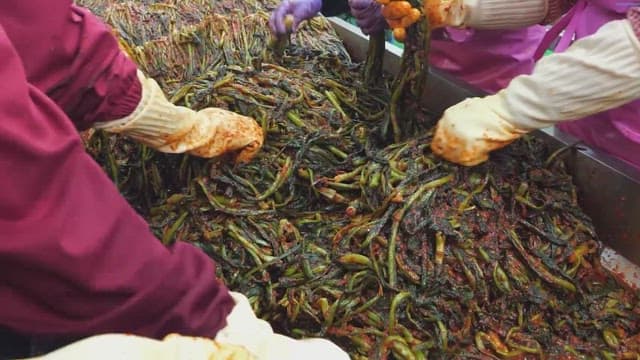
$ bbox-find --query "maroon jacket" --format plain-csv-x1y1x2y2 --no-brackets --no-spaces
0,0,233,339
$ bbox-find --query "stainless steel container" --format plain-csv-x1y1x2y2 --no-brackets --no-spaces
329,18,640,287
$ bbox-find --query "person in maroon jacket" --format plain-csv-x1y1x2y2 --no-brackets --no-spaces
0,1,348,359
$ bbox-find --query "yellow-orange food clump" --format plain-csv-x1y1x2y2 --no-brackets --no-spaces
376,0,422,42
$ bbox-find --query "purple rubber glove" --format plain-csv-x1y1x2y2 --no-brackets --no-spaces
269,0,323,34
348,0,387,35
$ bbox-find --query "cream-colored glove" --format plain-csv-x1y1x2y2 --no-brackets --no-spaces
430,94,527,166
431,19,640,166
95,71,264,164
423,0,546,29
214,292,350,360
27,333,254,360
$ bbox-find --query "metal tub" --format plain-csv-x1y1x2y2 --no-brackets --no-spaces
328,18,640,287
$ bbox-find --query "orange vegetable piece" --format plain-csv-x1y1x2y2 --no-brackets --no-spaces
400,9,422,28
392,27,406,42
381,1,412,20
407,8,422,22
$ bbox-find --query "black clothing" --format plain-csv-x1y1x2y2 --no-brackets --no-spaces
321,0,351,16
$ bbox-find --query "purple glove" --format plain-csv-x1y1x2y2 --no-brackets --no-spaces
348,0,387,35
269,0,323,34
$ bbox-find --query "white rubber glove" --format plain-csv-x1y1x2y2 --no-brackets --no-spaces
214,292,350,360
431,19,640,166
27,333,254,360
95,71,264,164
424,0,547,29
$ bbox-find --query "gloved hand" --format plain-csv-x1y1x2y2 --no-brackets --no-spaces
348,0,388,35
30,333,254,360
431,19,640,166
214,292,350,360
94,71,264,164
269,0,322,35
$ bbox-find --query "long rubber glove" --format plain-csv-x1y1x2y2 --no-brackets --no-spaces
214,292,350,360
431,19,640,166
94,71,264,164
26,334,254,360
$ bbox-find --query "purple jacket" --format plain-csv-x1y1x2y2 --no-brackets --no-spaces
537,1,640,170
429,26,546,94
0,0,233,340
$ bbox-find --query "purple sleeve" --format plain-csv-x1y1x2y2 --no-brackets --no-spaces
0,0,141,130
542,1,640,40
627,7,640,39
0,20,234,339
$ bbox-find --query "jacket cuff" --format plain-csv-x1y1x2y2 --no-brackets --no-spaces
464,0,547,29
107,73,142,120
